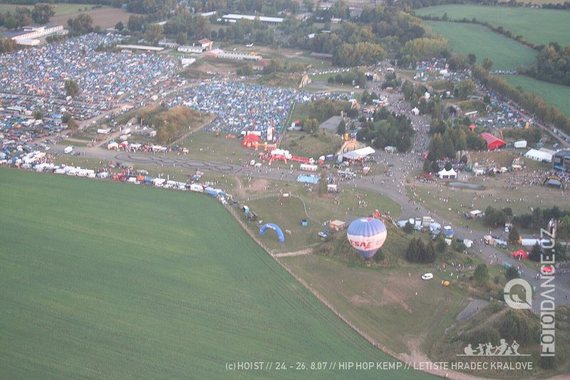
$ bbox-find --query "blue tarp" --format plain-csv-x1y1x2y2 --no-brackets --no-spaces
297,174,319,184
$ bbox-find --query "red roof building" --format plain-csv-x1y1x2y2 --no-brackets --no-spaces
480,132,506,151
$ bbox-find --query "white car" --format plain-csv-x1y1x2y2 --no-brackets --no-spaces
421,273,434,280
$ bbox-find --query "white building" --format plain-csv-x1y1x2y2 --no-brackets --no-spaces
178,45,204,54
116,44,164,52
222,14,284,25
11,24,67,46
215,50,262,61
524,148,555,163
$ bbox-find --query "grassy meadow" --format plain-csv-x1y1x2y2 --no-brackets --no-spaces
0,168,432,379
505,75,570,118
416,5,570,46
425,21,537,70
0,3,96,16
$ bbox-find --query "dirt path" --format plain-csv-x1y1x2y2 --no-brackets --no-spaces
273,248,313,258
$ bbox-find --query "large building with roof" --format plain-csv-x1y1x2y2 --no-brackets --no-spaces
553,150,570,172
221,14,284,25
480,132,506,151
6,24,67,46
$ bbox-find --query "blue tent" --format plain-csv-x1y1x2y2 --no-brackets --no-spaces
259,223,285,243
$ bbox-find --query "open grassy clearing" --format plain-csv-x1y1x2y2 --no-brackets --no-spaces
181,131,259,164
240,179,401,253
281,254,468,355
499,0,569,3
0,3,96,15
407,171,566,234
0,168,432,379
424,21,537,70
50,7,133,29
504,75,570,118
280,130,343,158
416,4,570,46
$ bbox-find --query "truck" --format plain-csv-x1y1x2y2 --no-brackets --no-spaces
64,146,73,154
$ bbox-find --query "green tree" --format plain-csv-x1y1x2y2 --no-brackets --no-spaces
456,79,476,100
32,4,55,25
115,21,124,31
303,118,319,136
529,243,542,262
428,133,444,160
0,36,17,53
337,120,346,136
62,113,79,130
14,7,32,27
505,266,520,280
67,14,93,36
467,53,477,65
435,236,447,253
482,58,493,71
403,222,414,234
145,24,164,44
64,79,80,98
474,264,489,285
127,15,145,32
508,227,520,245
484,206,507,228
442,130,456,158
406,238,421,262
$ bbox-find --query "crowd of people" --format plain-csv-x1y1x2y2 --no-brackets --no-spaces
0,33,181,122
168,81,349,139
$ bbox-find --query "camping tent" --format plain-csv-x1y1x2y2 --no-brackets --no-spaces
525,148,555,163
242,133,261,148
437,168,457,179
341,146,375,161
480,133,506,151
512,249,528,260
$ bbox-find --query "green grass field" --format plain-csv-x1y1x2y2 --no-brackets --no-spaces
0,168,435,379
425,21,537,70
505,75,570,118
416,5,570,46
0,3,96,16
281,254,468,355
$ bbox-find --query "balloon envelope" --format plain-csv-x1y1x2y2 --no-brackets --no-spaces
347,217,387,258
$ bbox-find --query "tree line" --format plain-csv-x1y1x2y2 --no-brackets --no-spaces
523,42,570,87
406,237,437,263
0,4,55,29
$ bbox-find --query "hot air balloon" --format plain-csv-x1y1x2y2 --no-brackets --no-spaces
347,217,387,259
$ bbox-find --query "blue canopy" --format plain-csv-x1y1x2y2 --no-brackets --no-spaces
259,223,285,243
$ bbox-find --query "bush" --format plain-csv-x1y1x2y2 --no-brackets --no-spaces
505,266,520,280
474,264,489,285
